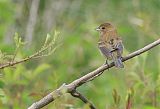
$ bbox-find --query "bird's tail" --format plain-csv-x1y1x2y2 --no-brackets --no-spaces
114,57,124,68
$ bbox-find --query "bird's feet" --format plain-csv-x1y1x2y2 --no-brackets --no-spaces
104,60,110,71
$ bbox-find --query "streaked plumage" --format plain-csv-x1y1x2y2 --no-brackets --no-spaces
96,23,124,68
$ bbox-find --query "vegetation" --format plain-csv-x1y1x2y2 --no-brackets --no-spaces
0,0,160,109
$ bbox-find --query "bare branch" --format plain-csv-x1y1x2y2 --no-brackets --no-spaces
70,90,96,109
28,83,67,109
28,38,160,109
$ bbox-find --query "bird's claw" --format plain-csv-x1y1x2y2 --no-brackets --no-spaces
104,60,109,71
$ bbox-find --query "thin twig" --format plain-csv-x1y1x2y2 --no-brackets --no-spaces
11,46,19,62
28,38,160,109
0,52,39,69
0,39,57,69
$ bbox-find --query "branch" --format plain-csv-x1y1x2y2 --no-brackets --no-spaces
0,44,52,69
0,49,44,69
28,39,160,109
0,33,59,69
28,83,67,109
70,90,96,109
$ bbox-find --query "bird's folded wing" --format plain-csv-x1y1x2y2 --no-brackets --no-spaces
115,41,123,55
98,42,112,57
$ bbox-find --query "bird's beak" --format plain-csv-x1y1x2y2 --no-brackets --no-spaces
95,27,100,31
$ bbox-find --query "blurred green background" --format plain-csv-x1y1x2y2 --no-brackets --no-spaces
0,0,160,109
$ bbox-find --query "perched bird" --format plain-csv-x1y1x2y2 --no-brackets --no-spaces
96,22,124,68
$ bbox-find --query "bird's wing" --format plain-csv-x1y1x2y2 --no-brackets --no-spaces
111,38,124,68
115,40,123,57
98,42,112,58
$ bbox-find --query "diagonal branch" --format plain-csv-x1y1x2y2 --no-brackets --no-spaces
28,38,160,109
0,35,58,69
0,47,49,69
71,90,96,109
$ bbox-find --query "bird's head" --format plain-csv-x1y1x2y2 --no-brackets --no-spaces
96,22,115,34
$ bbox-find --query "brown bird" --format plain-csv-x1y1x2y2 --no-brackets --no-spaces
96,22,124,68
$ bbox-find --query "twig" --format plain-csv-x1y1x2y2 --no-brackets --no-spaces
0,51,39,69
11,46,19,62
28,38,160,109
0,51,40,69
71,90,96,109
0,38,57,69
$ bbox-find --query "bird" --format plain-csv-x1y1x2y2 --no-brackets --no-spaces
96,22,124,68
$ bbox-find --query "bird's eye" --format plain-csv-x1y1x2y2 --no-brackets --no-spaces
101,27,105,29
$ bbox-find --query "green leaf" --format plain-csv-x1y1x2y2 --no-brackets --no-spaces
14,32,19,47
14,32,25,47
53,30,60,42
43,34,51,47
